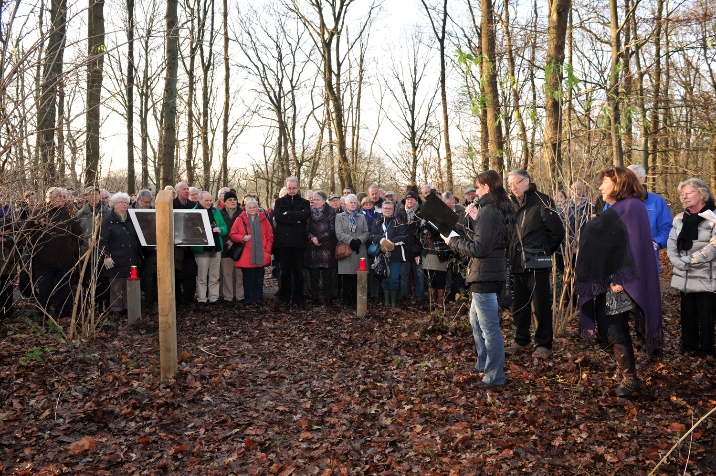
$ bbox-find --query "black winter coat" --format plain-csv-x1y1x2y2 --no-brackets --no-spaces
27,205,83,269
305,203,337,268
447,194,506,284
99,211,142,279
397,203,422,259
273,194,311,248
370,215,408,263
220,206,243,258
509,183,565,273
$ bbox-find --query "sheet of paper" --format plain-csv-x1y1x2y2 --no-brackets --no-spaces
698,209,716,224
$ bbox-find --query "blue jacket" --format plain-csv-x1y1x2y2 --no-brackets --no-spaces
605,191,671,271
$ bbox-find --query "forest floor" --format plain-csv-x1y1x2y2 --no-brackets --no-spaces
1,266,715,475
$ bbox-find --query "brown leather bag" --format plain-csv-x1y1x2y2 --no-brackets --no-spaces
335,241,353,260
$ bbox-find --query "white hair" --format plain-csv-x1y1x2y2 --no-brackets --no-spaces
109,192,131,208
627,164,646,179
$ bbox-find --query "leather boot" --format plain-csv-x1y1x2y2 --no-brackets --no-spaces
390,290,399,309
436,289,445,305
612,344,640,397
384,290,391,307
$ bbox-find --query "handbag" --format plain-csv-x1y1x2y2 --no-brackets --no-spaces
335,241,353,260
229,219,249,261
371,252,390,280
521,247,552,269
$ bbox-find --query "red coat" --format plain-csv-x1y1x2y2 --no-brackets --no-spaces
229,211,274,268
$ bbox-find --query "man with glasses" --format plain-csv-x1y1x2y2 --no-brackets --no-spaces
506,169,565,359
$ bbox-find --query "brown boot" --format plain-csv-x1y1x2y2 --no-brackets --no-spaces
436,289,445,306
611,344,640,398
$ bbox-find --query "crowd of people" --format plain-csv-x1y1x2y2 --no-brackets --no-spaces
1,165,714,396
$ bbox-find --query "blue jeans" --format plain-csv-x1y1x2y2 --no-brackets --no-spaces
242,267,265,304
400,259,425,302
470,292,505,385
381,262,402,290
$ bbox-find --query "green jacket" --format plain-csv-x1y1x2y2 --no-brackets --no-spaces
191,206,228,254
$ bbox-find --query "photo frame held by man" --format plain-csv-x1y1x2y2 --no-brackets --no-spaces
128,209,214,247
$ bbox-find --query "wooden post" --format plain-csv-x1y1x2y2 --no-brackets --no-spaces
357,258,368,317
155,190,177,381
126,277,141,326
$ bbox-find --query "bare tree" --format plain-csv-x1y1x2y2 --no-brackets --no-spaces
160,0,180,187
85,0,105,187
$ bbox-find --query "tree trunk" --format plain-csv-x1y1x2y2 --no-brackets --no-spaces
37,0,68,183
543,0,571,180
502,0,529,170
140,32,150,189
199,0,215,191
480,0,505,174
184,0,198,185
85,0,105,187
608,0,623,166
160,0,180,188
221,0,229,187
126,0,136,193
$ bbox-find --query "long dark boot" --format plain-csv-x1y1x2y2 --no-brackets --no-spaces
390,290,398,309
612,344,640,397
384,289,391,307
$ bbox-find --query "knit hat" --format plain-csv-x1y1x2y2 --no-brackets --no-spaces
405,191,419,201
223,191,238,202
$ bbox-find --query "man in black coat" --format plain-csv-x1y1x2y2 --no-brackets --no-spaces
506,170,565,359
173,182,198,306
273,177,311,306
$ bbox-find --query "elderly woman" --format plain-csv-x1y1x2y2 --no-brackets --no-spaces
230,198,274,306
100,193,142,314
191,191,228,308
668,178,716,358
369,200,408,308
219,191,244,303
335,194,369,307
305,191,337,306
576,167,663,397
27,188,83,319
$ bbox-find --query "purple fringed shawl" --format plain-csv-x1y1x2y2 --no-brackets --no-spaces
576,197,663,356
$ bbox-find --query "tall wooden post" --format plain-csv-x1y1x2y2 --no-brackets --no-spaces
155,190,177,380
357,258,368,317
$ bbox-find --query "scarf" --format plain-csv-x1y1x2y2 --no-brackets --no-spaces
406,203,419,223
677,200,715,251
348,209,359,233
311,206,324,221
226,207,239,220
249,213,263,265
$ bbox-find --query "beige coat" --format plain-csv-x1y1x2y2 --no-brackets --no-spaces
335,211,369,275
667,212,716,293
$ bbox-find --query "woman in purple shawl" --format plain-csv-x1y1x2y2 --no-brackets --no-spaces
576,167,663,398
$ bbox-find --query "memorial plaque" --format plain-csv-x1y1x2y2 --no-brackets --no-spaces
128,209,214,247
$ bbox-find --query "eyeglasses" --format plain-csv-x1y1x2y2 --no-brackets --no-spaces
507,177,527,189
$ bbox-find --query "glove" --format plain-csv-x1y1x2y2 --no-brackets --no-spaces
104,257,115,269
350,239,361,252
380,238,395,252
672,257,690,271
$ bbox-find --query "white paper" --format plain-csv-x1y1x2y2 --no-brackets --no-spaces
698,209,716,224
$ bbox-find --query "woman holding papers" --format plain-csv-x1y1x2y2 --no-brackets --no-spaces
667,178,716,358
442,170,514,387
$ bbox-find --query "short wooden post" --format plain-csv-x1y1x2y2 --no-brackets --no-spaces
126,277,142,326
357,258,368,317
155,190,177,381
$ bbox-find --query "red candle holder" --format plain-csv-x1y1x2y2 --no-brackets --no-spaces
358,258,367,272
129,266,138,279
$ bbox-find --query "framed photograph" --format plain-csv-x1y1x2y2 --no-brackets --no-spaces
128,209,215,247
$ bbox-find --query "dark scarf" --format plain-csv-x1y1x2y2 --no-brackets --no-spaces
677,200,716,251
576,197,663,356
249,213,263,265
348,209,359,233
311,206,324,221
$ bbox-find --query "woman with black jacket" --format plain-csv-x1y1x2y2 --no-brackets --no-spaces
369,200,408,308
443,170,513,387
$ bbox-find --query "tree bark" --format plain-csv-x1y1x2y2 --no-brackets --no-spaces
37,0,68,183
543,0,571,180
127,0,136,193
480,0,505,174
648,0,663,192
85,0,105,187
221,0,230,187
160,0,180,188
608,0,624,166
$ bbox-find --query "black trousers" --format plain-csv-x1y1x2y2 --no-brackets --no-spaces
342,274,357,306
596,305,632,346
276,247,306,304
512,270,553,348
309,267,334,303
681,291,716,356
